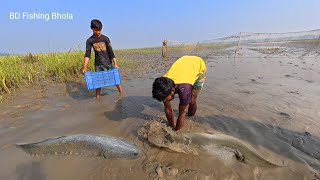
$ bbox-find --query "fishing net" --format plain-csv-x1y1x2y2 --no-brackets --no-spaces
165,29,320,59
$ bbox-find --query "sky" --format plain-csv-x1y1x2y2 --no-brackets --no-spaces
1,0,320,54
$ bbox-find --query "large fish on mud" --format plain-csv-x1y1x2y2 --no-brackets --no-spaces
138,121,286,167
182,132,287,167
16,134,140,159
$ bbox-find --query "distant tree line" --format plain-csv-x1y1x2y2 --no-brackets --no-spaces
0,53,10,56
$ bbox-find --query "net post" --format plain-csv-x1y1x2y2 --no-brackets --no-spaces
234,32,242,63
162,38,168,60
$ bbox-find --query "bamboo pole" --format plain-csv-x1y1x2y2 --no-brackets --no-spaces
162,38,168,60
234,32,242,63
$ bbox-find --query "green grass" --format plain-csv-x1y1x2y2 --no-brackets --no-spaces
115,47,162,55
168,43,232,53
0,48,161,102
303,39,320,43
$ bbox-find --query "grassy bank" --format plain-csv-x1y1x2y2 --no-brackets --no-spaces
0,44,227,102
0,47,162,102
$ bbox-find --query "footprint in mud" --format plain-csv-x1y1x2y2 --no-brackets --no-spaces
279,112,291,119
250,79,265,85
144,161,210,180
305,80,314,83
291,132,320,161
287,91,299,95
155,165,179,178
238,90,255,95
284,75,293,78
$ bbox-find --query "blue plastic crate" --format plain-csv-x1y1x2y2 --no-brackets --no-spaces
84,68,121,90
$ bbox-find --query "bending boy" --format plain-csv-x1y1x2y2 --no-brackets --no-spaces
152,56,206,131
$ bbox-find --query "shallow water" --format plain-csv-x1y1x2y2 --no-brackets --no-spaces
0,55,320,179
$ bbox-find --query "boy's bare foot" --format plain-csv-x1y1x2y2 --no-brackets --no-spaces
115,93,123,102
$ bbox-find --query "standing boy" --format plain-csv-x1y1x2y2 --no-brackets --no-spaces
82,19,122,98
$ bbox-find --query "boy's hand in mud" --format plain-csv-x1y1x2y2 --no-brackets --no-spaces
82,66,87,73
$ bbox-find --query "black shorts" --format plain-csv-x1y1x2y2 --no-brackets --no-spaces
95,64,114,72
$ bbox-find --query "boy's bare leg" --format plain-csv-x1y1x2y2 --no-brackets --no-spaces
188,90,198,116
96,88,101,99
114,84,123,102
116,84,123,95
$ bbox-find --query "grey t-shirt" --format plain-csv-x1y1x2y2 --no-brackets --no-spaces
84,34,115,66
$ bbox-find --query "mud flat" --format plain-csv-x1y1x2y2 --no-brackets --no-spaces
0,48,320,179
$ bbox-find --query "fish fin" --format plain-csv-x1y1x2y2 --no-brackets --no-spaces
15,135,67,146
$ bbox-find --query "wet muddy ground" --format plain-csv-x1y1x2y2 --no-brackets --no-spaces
0,46,320,180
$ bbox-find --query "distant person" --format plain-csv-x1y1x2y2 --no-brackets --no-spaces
152,56,206,131
82,19,123,98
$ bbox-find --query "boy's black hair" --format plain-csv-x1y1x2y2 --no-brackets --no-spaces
91,19,102,30
152,77,175,102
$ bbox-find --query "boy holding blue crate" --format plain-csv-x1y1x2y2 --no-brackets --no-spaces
82,19,123,98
